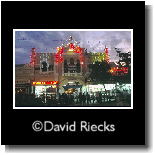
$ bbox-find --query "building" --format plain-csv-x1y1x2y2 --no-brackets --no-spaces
15,36,130,97
15,64,34,94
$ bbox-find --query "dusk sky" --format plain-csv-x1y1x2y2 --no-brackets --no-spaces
15,30,131,64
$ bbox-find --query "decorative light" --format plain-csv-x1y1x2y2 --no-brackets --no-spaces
32,81,58,85
52,85,56,88
55,37,84,64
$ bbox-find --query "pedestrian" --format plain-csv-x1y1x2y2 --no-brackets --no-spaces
64,93,68,105
86,92,91,105
105,89,108,102
82,93,86,106
92,93,95,104
99,92,102,104
79,92,83,106
96,92,100,104
70,94,74,105
59,93,63,105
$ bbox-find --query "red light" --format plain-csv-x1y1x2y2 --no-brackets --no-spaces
69,43,74,49
32,81,59,85
110,67,128,74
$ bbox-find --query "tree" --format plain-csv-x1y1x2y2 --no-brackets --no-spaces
88,61,111,83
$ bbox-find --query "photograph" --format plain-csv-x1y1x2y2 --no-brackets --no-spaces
14,29,133,109
1,1,146,146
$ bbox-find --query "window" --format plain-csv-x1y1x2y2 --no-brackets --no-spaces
70,58,74,65
64,59,68,73
51,64,54,71
41,61,48,72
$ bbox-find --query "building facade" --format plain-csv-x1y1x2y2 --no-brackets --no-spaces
15,37,130,97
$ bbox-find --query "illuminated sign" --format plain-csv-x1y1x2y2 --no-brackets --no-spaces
110,67,128,74
32,81,58,85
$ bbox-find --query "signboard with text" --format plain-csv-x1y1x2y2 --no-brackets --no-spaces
32,81,58,85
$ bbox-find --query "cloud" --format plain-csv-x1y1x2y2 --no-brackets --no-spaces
15,31,131,64
15,48,30,64
115,39,131,52
16,48,27,54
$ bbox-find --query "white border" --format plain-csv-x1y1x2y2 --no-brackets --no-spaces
13,29,133,109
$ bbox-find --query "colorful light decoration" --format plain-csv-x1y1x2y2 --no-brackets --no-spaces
55,38,84,64
55,46,64,63
74,46,82,54
90,47,110,63
91,52,106,63
30,48,36,66
109,67,128,74
32,81,59,85
69,43,75,50
104,48,110,63
54,37,111,65
30,39,109,68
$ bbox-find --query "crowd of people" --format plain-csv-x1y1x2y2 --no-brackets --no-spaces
15,90,131,107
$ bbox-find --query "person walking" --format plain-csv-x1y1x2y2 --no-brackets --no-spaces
79,92,83,106
92,93,95,104
86,92,91,105
96,92,99,104
82,93,86,106
99,92,102,104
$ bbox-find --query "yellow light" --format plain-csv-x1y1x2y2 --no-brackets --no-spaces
52,85,56,88
36,82,41,84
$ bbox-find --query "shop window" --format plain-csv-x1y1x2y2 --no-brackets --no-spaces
70,58,74,65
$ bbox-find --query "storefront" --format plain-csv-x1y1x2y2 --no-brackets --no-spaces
62,84,82,94
31,81,58,98
85,84,131,94
15,83,31,94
